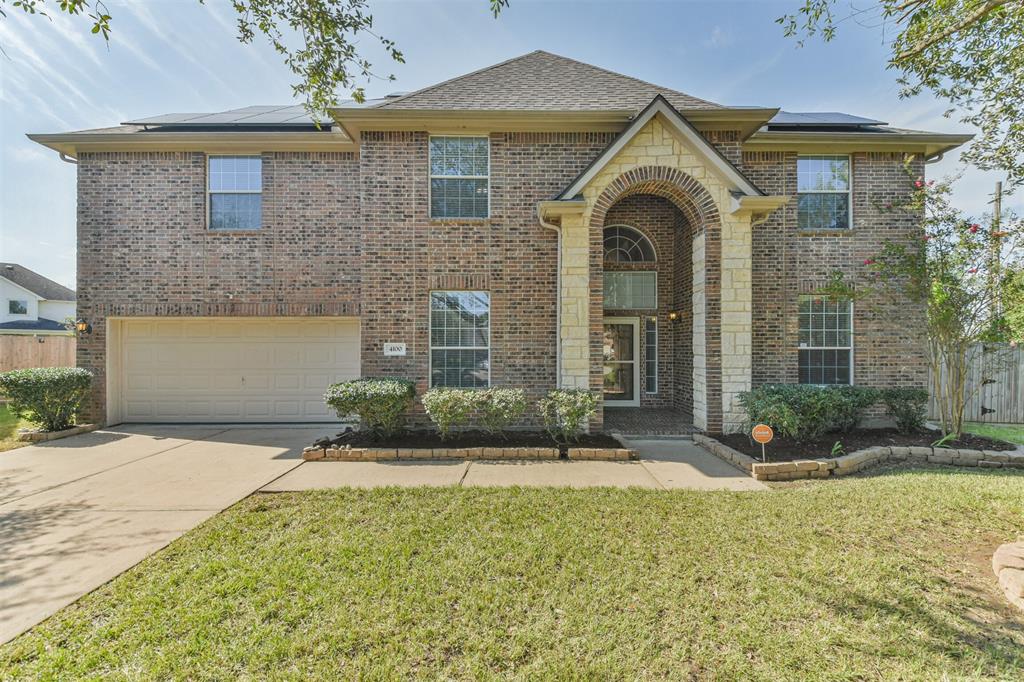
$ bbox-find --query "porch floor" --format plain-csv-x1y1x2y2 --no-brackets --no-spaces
604,407,697,436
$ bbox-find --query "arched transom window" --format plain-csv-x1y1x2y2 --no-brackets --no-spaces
603,225,656,263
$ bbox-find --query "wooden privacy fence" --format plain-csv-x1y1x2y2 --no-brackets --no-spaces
929,343,1024,424
0,334,76,372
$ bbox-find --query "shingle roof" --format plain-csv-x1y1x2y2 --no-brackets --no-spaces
374,50,721,111
0,318,68,332
0,263,75,301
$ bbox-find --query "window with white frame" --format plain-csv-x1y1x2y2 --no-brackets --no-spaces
798,296,853,385
429,136,489,219
645,317,658,394
797,155,851,230
8,299,28,315
208,156,262,230
430,291,490,388
604,225,656,263
604,272,657,310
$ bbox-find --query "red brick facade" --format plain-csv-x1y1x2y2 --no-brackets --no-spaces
74,138,927,431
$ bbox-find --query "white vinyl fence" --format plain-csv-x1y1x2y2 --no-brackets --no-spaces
929,343,1024,424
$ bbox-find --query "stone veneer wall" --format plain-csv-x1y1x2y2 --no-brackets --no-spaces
580,115,755,433
691,233,708,430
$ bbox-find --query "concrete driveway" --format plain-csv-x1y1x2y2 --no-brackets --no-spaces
0,424,318,644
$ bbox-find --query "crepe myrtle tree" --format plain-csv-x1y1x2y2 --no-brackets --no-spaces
0,0,509,118
779,0,1024,188
820,166,1023,437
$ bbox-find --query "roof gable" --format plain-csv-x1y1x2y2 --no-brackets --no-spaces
0,263,76,301
376,50,721,112
558,96,763,200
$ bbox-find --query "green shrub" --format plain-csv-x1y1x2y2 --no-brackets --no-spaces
421,388,475,440
0,367,92,432
539,389,598,443
881,387,929,433
738,384,880,441
421,387,529,439
476,388,527,435
324,378,415,438
831,385,882,432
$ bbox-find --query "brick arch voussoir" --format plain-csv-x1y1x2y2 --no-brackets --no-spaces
590,166,720,233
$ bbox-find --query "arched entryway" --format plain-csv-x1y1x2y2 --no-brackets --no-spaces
589,166,724,434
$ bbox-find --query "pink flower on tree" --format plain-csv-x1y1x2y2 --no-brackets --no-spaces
968,268,978,274
969,224,980,233
863,259,875,265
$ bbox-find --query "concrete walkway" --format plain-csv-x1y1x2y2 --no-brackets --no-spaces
0,425,316,644
263,439,766,492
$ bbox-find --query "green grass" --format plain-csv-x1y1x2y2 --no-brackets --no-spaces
0,404,30,452
3,470,1024,680
964,422,1024,446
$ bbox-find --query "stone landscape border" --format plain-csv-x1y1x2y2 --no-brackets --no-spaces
18,424,100,443
694,433,1024,481
303,445,637,462
993,542,1024,612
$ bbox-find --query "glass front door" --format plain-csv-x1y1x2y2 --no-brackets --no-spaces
603,317,639,406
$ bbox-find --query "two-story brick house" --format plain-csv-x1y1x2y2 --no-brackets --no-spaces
30,51,969,433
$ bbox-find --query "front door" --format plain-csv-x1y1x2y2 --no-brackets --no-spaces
603,317,640,406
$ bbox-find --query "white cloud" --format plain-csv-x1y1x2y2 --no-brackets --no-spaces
703,26,734,49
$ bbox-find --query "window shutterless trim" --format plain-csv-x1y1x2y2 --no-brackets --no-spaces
645,316,658,394
428,135,490,219
796,154,852,230
206,153,263,231
797,297,855,385
428,290,492,388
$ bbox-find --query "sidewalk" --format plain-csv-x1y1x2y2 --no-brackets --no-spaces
261,439,767,492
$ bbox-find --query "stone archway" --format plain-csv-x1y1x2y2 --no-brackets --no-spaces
589,166,724,433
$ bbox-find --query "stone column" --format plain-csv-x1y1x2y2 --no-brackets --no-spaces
719,215,753,432
558,212,591,390
691,233,707,430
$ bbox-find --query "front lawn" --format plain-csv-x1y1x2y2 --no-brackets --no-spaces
964,422,1024,446
3,469,1023,679
0,404,29,452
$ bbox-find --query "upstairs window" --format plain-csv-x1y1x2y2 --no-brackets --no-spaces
603,225,656,263
8,300,28,315
208,156,262,230
797,155,851,230
798,296,853,385
430,136,489,219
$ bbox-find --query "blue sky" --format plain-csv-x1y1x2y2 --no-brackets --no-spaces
0,0,1016,289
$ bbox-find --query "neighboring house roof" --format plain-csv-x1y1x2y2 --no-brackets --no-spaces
368,50,722,112
0,263,75,301
0,317,68,332
558,96,764,200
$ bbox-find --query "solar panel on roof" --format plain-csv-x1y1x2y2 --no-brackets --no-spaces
122,105,331,127
769,111,888,127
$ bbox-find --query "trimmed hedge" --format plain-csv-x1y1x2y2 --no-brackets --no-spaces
539,389,598,443
880,387,930,433
324,378,415,437
738,384,887,442
421,387,528,439
0,367,93,432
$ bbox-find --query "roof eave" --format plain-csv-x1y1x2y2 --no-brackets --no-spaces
27,130,356,156
745,130,974,157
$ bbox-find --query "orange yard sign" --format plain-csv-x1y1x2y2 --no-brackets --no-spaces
751,424,774,444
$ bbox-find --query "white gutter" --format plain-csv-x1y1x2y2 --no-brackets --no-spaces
537,204,563,387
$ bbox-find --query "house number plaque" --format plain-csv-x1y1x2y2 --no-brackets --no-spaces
383,342,407,356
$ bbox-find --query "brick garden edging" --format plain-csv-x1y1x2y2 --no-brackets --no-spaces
18,424,100,443
303,445,637,462
694,433,1024,481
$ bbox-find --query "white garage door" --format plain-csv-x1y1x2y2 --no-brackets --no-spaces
118,318,359,422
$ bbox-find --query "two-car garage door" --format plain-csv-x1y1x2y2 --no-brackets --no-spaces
114,318,359,423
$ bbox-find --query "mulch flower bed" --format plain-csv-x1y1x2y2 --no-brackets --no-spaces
717,428,1016,462
314,429,623,456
